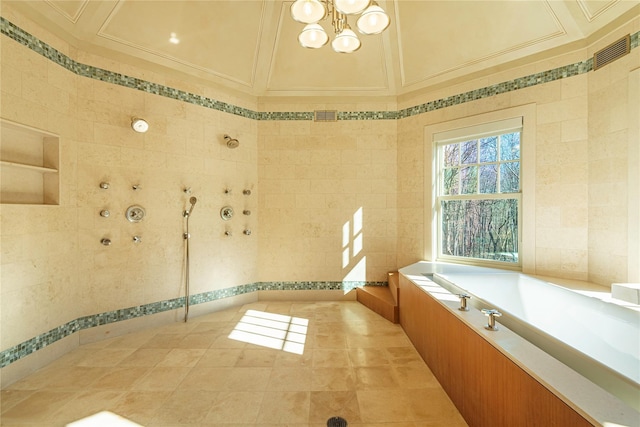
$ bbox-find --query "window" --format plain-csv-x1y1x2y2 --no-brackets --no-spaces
435,118,522,266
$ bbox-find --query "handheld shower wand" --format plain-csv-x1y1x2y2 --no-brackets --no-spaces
183,196,197,217
183,196,197,322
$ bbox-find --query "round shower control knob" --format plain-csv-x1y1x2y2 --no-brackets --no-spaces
220,206,234,221
125,205,146,223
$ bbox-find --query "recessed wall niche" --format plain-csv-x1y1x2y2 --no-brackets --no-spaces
0,119,60,205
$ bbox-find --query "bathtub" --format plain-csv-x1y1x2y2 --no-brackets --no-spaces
399,261,640,425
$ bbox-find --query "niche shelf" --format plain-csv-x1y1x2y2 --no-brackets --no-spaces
0,119,60,205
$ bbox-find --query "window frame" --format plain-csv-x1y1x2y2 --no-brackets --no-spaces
427,111,533,270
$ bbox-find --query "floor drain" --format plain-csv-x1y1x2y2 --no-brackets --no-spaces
327,416,347,427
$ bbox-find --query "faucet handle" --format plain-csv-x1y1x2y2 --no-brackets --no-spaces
481,308,502,331
482,308,502,317
457,293,471,311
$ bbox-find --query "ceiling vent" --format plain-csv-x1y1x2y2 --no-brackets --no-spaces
314,110,337,122
593,34,630,71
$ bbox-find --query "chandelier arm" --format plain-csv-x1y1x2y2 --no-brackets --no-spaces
332,5,346,33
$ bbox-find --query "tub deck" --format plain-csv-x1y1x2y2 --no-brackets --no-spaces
399,261,640,427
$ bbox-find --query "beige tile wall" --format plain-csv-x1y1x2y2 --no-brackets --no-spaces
256,116,398,282
0,6,259,361
587,21,640,285
397,19,639,284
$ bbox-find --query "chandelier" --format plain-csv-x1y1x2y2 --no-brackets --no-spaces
290,0,390,53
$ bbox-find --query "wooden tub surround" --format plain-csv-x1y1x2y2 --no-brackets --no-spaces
397,264,639,427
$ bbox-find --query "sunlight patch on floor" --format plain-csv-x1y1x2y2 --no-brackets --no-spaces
67,411,143,426
228,309,308,354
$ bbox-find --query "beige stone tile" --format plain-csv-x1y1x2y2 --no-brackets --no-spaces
156,349,206,368
1,390,77,423
314,321,348,335
151,390,219,424
196,348,242,367
140,334,186,349
45,366,111,390
189,320,232,334
311,349,350,368
357,390,412,423
77,348,136,367
109,391,172,424
118,348,172,367
385,346,424,366
205,391,263,424
403,388,468,425
313,332,348,348
90,367,151,390
356,423,418,427
348,334,412,348
33,346,99,369
354,366,399,390
234,348,278,367
274,349,313,368
309,390,360,424
5,365,59,391
256,391,310,424
104,330,158,348
50,389,125,424
131,367,191,391
393,365,440,389
254,425,313,427
311,367,357,391
348,348,390,367
267,367,312,391
211,334,248,349
178,367,271,391
0,390,34,414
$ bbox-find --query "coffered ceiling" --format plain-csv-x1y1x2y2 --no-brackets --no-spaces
4,0,638,98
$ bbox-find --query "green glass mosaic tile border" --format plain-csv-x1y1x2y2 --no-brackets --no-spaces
1,17,638,122
0,280,384,368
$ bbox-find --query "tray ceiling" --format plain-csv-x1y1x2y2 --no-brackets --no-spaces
4,0,638,98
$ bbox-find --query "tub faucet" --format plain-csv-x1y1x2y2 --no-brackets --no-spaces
457,293,471,311
482,309,502,331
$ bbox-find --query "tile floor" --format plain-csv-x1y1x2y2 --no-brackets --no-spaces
1,301,469,427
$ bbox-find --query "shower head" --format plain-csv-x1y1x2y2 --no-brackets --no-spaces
189,196,197,205
224,134,239,149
